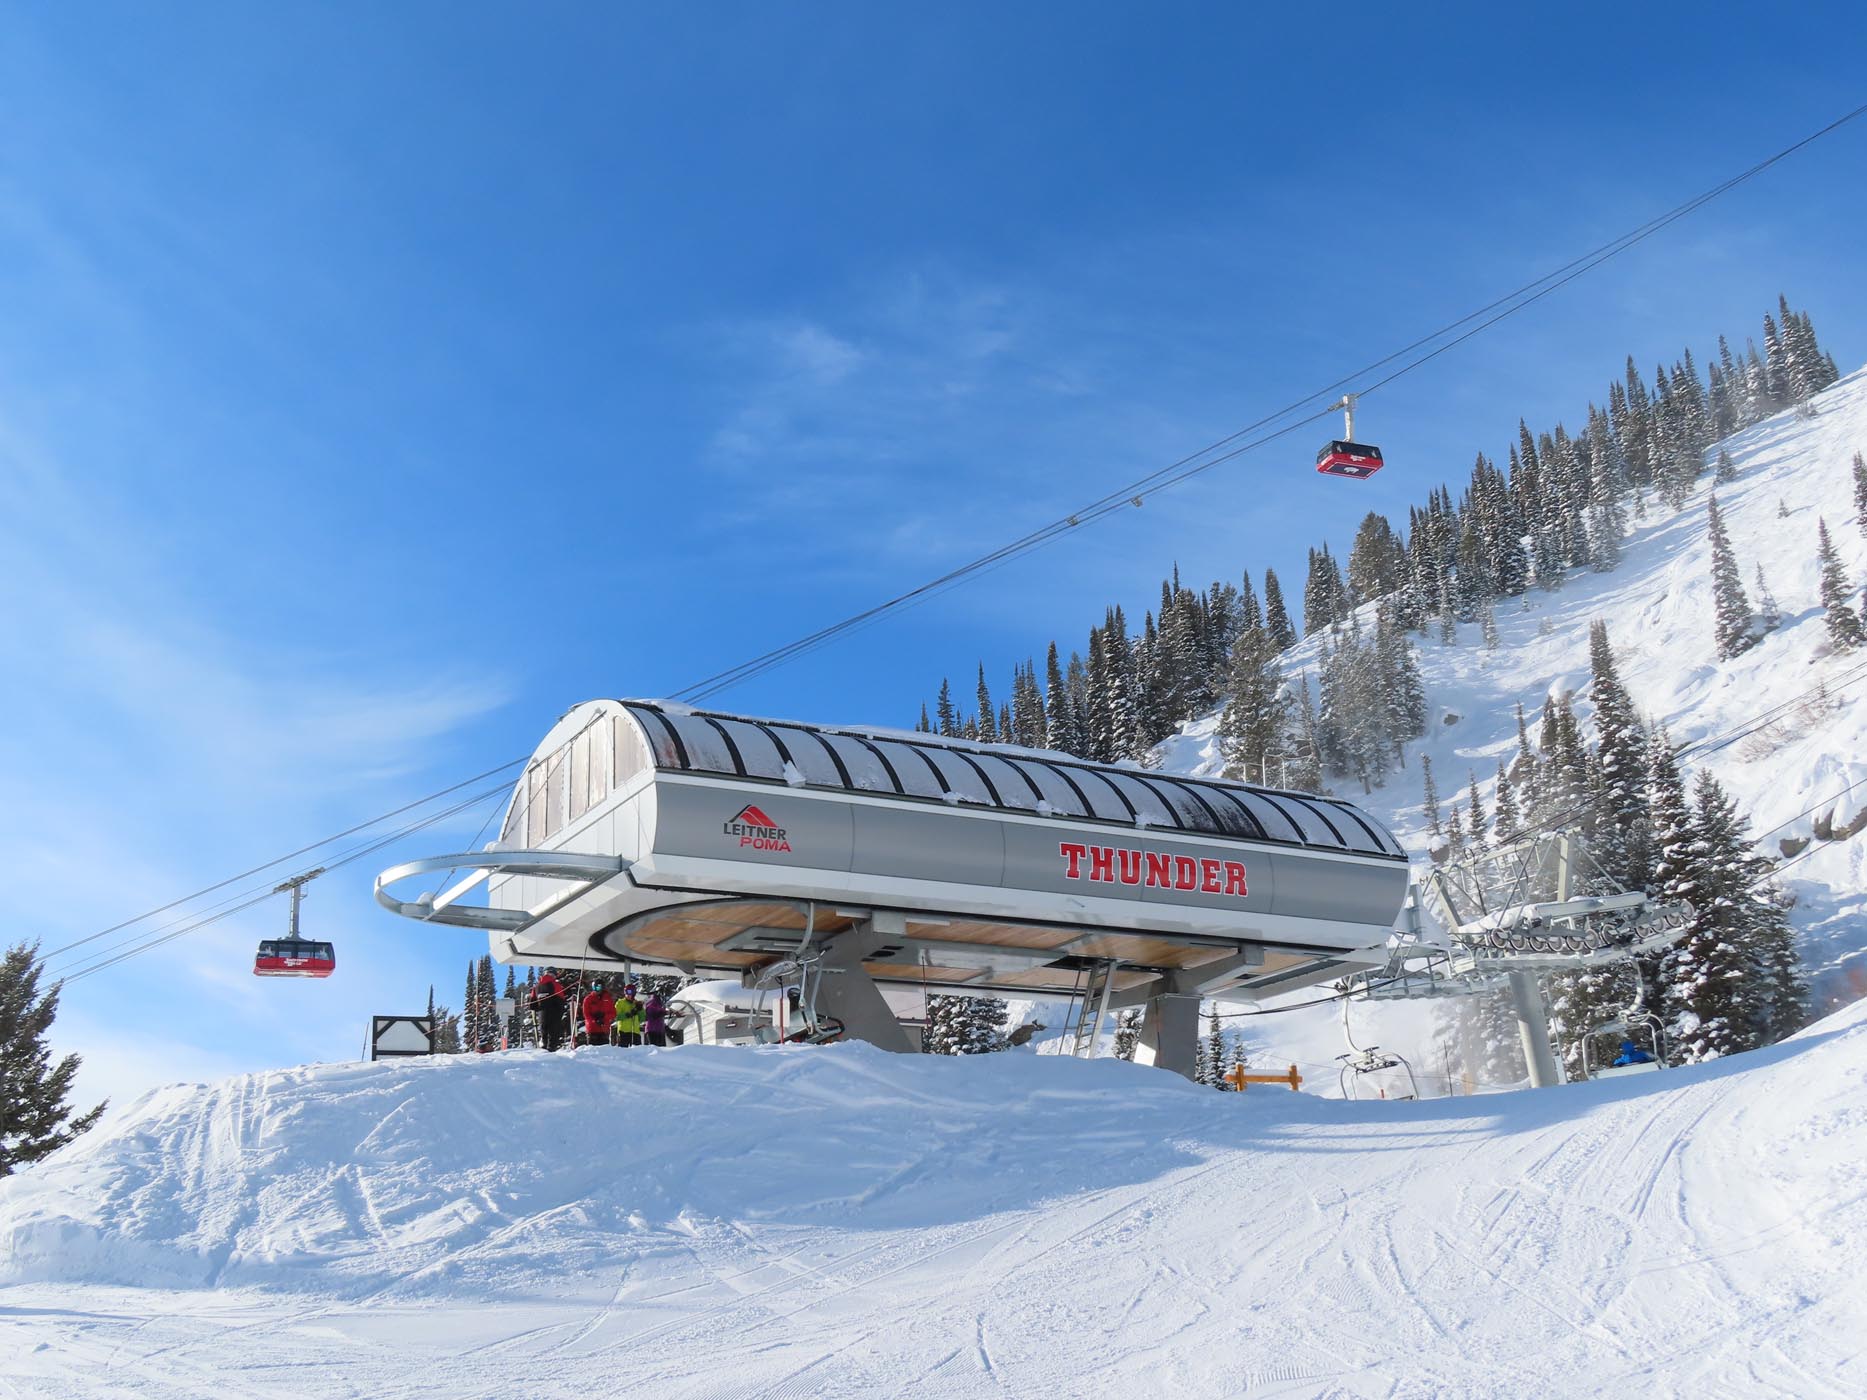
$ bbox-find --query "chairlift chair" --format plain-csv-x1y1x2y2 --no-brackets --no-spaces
1315,393,1385,480
1336,1047,1420,1100
254,871,334,978
1583,1010,1666,1080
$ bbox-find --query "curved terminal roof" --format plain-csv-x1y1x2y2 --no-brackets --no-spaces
500,698,1406,863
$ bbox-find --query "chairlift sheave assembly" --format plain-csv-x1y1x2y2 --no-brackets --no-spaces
254,868,336,978
1315,392,1385,480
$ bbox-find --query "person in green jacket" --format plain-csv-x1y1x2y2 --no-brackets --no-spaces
613,985,645,1047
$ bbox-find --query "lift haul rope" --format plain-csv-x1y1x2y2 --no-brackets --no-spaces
44,101,1867,982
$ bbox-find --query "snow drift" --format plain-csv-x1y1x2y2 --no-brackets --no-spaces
5,1009,1867,1396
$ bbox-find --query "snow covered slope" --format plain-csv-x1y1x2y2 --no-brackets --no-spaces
1163,365,1867,1014
5,1010,1867,1397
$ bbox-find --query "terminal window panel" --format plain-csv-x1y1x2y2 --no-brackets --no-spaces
769,727,845,785
821,734,897,793
1264,794,1346,848
614,712,656,787
1101,771,1175,828
969,753,1044,811
713,719,787,780
663,714,737,774
569,731,591,823
1065,767,1136,822
868,740,945,798
1014,760,1090,817
919,748,994,803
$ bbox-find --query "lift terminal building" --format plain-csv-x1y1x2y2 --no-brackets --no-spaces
377,700,1412,1077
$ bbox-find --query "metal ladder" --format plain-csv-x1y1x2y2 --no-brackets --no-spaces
1071,959,1119,1058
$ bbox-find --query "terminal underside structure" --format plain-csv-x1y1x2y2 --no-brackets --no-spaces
378,700,1411,1077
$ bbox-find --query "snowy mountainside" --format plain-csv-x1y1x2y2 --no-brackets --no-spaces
6,1006,1867,1395
1161,365,1867,1012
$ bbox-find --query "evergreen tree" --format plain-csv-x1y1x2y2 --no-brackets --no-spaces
1217,626,1288,785
1706,494,1755,660
431,1000,462,1054
1043,643,1078,755
1113,1009,1141,1062
1420,754,1441,838
1714,448,1736,483
915,704,931,733
0,943,105,1174
1816,518,1865,651
1287,675,1324,793
1263,568,1297,651
975,665,997,744
1204,1006,1226,1089
1754,563,1782,632
462,962,479,1054
503,966,520,1047
1492,762,1519,843
1662,772,1777,1061
936,678,958,738
1855,452,1867,538
475,955,498,1052
1237,573,1262,635
1479,599,1500,650
1465,771,1486,847
1587,621,1650,887
1463,985,1529,1086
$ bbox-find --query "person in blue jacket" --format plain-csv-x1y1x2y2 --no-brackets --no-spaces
1611,1039,1654,1067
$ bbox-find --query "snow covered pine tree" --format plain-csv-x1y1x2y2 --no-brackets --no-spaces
0,942,105,1175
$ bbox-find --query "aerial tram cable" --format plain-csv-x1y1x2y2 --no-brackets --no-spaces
38,759,524,964
53,781,510,987
42,102,1867,980
671,100,1867,701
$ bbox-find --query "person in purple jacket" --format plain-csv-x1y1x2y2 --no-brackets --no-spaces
643,989,670,1048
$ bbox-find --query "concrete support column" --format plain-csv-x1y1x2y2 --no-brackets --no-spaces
1508,969,1563,1088
1133,989,1202,1080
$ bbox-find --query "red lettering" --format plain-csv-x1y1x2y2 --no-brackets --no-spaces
1059,842,1087,880
1145,852,1172,888
1200,858,1223,893
1117,849,1143,885
1090,846,1115,882
1173,856,1198,890
1224,861,1249,896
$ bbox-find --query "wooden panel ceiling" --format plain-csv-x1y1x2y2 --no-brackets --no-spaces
607,896,1306,986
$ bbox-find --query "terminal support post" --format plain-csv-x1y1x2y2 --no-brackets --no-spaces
813,914,914,1054
1508,969,1564,1089
1132,990,1202,1079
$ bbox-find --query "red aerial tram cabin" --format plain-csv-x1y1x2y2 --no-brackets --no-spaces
253,938,336,978
1315,440,1384,479
253,869,333,977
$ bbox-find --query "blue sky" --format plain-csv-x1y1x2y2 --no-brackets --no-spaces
3,3,1864,1108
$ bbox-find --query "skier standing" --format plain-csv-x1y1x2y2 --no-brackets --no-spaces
580,981,617,1047
643,990,670,1048
613,985,644,1048
530,970,570,1052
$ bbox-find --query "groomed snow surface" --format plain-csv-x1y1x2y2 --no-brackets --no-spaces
5,1007,1867,1399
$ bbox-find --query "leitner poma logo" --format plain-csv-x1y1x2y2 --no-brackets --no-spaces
724,804,792,853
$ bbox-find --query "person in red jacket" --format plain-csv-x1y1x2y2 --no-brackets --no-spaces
581,981,617,1047
529,970,569,1052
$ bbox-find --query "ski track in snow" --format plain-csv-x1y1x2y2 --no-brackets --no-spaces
5,1003,1867,1397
